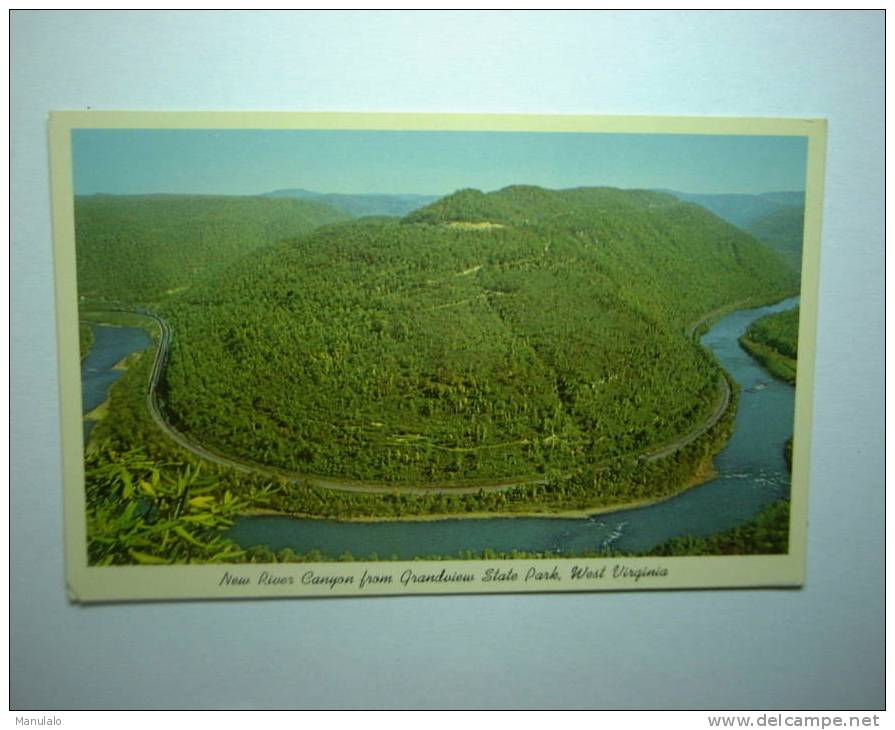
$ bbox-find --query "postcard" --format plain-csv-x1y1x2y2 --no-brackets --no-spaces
48,112,826,601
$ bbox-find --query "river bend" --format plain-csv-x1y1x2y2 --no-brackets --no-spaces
81,296,798,558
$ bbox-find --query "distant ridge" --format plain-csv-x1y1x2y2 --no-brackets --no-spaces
744,206,806,272
658,189,806,273
658,189,805,229
74,194,349,303
758,191,806,208
261,188,440,218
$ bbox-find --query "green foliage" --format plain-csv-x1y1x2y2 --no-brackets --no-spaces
236,497,791,562
649,499,790,555
79,323,94,362
75,194,349,305
91,308,710,522
86,336,163,451
158,186,796,493
739,307,799,383
746,206,805,272
84,185,799,528
85,440,274,565
744,307,799,359
83,296,770,552
81,309,161,330
662,191,804,273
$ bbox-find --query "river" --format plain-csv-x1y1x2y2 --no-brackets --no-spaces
82,296,798,558
80,323,152,441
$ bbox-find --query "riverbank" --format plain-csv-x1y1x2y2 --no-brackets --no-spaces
85,295,798,560
79,323,94,363
238,497,791,562
240,453,720,524
115,296,741,496
84,351,145,422
687,290,798,339
739,337,797,384
736,305,799,385
83,298,741,521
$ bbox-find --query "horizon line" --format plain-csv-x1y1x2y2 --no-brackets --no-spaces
73,185,808,199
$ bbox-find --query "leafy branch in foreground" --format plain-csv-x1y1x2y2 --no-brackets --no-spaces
85,440,275,565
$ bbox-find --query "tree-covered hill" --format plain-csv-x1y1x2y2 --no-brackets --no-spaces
746,206,806,272
74,194,349,305
156,185,798,491
739,307,800,384
406,186,798,328
656,189,806,275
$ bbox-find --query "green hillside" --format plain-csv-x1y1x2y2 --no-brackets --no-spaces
74,194,349,305
739,307,800,384
407,186,798,327
154,186,798,495
746,206,806,272
79,323,93,362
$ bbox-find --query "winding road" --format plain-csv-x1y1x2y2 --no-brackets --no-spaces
121,308,734,495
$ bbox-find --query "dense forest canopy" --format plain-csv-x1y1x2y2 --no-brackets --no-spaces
660,189,806,274
739,307,800,384
154,185,799,487
745,207,806,272
74,194,349,305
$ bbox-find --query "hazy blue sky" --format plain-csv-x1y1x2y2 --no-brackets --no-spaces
72,128,808,197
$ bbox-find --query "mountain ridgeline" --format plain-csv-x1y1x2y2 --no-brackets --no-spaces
405,186,797,327
74,194,350,305
661,190,804,229
744,207,806,272
262,188,440,218
156,185,798,495
661,189,806,273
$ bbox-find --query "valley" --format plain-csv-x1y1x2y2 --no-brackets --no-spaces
76,185,801,562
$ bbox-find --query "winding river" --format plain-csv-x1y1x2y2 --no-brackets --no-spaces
81,296,798,558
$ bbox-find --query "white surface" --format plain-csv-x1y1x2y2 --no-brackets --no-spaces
10,10,884,710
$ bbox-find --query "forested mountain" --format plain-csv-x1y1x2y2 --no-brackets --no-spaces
157,185,798,488
262,188,439,218
745,206,806,272
658,189,806,274
406,186,797,327
74,194,349,305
